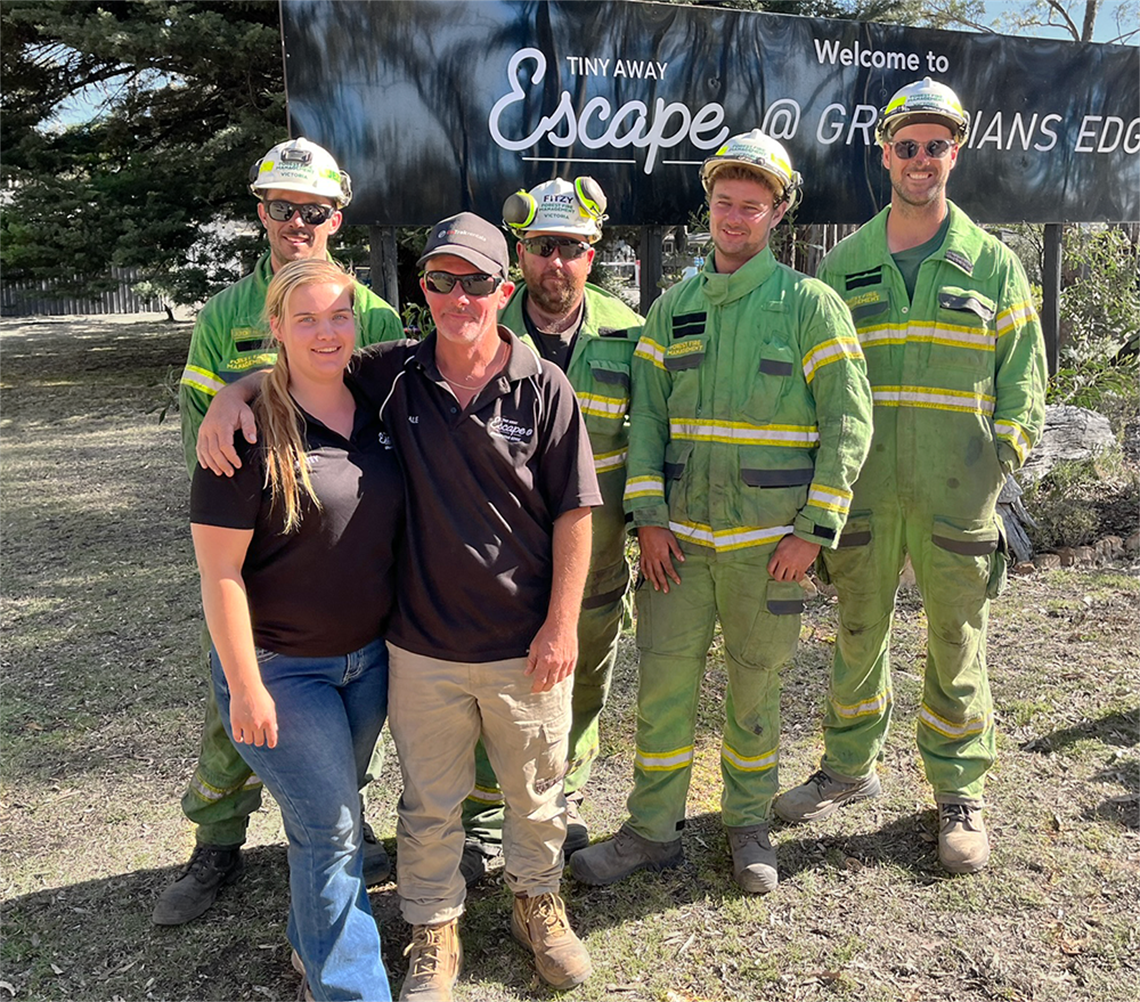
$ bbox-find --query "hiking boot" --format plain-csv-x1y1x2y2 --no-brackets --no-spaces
773,768,881,824
361,819,392,886
570,824,682,886
151,844,243,925
459,836,501,888
563,793,589,858
400,920,462,1001
726,824,778,894
937,802,990,874
291,950,314,1002
511,892,592,989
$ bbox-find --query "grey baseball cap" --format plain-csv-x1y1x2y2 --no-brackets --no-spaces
417,212,509,278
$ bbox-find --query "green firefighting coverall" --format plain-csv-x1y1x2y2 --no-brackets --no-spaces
623,248,873,840
461,282,644,841
178,251,403,846
815,201,1046,802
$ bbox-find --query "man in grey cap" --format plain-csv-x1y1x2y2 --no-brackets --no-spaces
196,211,598,1000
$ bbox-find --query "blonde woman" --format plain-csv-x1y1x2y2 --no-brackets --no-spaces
190,259,400,1000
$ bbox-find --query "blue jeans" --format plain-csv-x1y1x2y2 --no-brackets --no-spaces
211,639,392,1002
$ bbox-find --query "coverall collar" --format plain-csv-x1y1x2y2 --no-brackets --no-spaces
873,200,985,279
701,244,778,306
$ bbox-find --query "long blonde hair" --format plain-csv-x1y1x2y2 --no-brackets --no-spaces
258,259,355,532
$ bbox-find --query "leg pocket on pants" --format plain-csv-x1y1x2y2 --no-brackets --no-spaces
930,515,998,606
819,512,873,590
740,579,803,671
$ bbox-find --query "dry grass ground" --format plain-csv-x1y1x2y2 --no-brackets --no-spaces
1,315,1137,1002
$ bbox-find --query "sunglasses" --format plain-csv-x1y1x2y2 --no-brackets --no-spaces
892,139,954,160
263,200,337,225
423,271,502,297
520,236,591,260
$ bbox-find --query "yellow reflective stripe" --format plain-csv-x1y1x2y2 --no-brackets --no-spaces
807,485,852,513
669,520,794,552
858,324,908,348
634,336,666,369
996,299,1037,337
721,742,779,772
181,365,225,396
467,783,504,805
994,420,1032,463
830,688,892,720
670,420,820,446
624,475,664,500
872,385,996,415
802,336,862,383
906,322,996,351
594,448,627,474
189,772,262,802
635,745,694,771
918,703,991,738
578,392,628,418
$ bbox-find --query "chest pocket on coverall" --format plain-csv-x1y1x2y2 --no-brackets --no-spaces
934,285,997,381
583,359,630,438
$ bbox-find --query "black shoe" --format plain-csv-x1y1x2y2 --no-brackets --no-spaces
459,836,502,888
362,819,392,886
152,844,243,925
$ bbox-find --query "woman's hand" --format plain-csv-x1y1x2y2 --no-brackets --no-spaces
229,681,278,748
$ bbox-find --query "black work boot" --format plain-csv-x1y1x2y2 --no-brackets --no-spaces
152,844,243,925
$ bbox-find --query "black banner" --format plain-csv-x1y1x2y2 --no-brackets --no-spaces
282,0,1140,226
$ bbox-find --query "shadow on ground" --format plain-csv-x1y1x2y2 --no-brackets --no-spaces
1019,706,1139,830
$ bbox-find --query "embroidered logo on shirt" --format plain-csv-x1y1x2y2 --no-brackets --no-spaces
847,290,886,309
378,430,393,448
667,339,704,358
487,415,534,444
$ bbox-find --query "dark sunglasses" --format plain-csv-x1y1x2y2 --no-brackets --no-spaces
520,236,591,260
892,139,954,160
264,199,337,225
423,271,502,297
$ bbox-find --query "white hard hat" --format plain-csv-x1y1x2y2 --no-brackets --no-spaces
700,129,802,211
249,137,353,207
875,78,971,146
502,177,607,243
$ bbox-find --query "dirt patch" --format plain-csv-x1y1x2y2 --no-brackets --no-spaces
2,315,1138,1002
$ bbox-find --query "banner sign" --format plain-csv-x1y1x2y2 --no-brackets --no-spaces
281,0,1140,226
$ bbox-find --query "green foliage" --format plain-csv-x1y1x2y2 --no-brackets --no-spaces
1050,227,1140,426
0,0,284,306
1024,456,1113,550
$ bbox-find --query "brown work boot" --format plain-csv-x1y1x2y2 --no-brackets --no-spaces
725,824,778,894
570,823,683,885
511,892,592,989
937,802,990,874
400,920,462,1000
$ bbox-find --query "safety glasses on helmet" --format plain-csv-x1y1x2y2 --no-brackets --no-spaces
520,237,591,261
892,139,954,160
263,200,337,225
423,271,502,297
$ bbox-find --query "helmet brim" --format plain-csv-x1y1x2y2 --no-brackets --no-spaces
701,159,788,202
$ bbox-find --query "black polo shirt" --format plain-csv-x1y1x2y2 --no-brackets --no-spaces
190,378,404,657
352,328,601,662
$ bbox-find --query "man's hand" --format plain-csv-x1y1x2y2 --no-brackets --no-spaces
229,680,278,748
526,618,577,694
638,525,684,593
767,534,821,582
197,382,261,476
